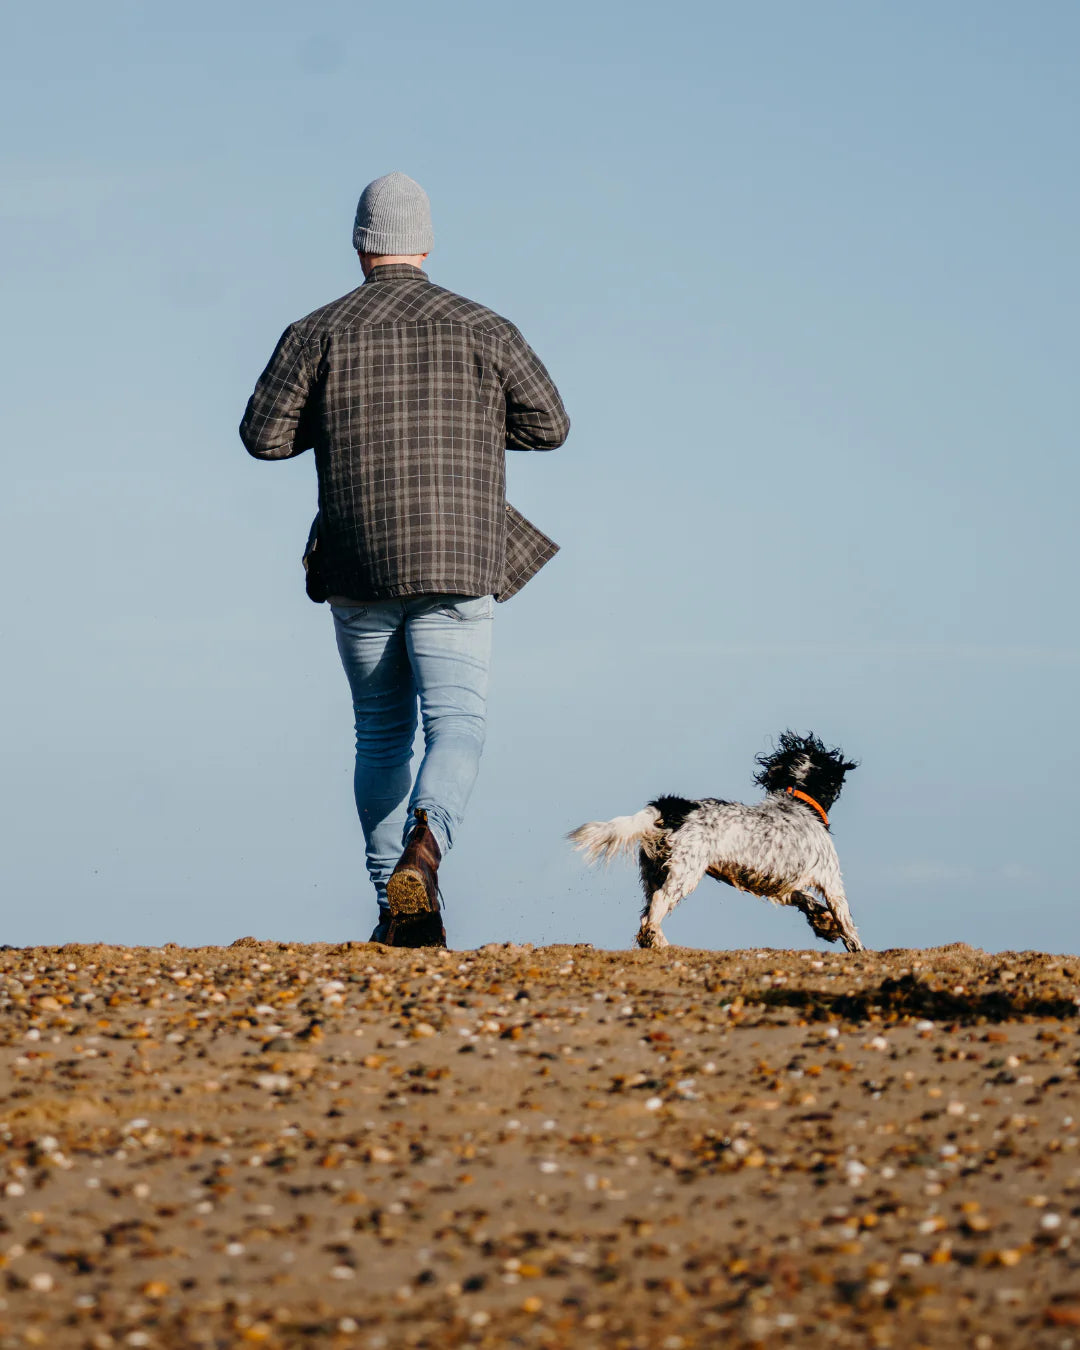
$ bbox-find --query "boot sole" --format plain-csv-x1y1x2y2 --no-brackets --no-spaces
387,912,447,949
386,866,437,917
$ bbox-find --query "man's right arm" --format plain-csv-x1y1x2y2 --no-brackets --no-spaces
500,324,570,452
239,325,317,460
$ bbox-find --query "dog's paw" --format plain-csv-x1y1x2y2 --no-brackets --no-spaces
791,892,845,944
636,927,669,950
809,911,844,944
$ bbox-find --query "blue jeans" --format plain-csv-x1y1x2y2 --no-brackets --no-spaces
332,594,494,909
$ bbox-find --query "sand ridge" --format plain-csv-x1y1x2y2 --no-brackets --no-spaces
1,940,1079,1348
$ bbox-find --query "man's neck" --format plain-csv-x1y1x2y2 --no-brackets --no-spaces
359,251,429,278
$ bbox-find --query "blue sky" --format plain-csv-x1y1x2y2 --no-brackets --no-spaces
3,1,1077,953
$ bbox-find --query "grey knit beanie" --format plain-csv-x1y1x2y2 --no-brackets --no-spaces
352,171,433,255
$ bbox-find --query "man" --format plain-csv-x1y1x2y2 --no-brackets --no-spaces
240,172,569,949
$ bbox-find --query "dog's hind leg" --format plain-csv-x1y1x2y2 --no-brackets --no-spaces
638,884,677,949
637,845,672,949
638,882,684,949
636,844,707,950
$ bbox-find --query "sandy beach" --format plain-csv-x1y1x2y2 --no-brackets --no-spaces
1,940,1079,1348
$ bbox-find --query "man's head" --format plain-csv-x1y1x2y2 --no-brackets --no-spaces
353,171,432,276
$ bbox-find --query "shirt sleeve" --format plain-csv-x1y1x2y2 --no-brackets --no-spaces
239,324,318,460
499,324,570,452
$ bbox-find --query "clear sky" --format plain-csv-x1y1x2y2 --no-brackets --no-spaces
3,1,1077,954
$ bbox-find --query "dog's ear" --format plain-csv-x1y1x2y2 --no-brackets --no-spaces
826,746,859,777
751,753,777,791
753,729,810,789
753,731,858,793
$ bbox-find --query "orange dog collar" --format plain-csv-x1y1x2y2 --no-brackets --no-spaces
786,787,829,826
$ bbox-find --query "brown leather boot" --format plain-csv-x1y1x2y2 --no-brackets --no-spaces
384,910,446,948
385,810,446,948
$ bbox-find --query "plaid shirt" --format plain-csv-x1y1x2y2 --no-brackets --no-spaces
240,264,569,602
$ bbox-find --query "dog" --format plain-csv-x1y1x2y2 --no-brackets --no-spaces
569,731,863,952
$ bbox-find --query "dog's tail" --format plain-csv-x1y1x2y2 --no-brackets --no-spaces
567,807,661,866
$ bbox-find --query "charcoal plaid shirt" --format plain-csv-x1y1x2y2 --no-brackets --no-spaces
240,264,569,602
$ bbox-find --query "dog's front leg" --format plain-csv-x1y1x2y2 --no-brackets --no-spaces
790,890,844,944
819,883,863,952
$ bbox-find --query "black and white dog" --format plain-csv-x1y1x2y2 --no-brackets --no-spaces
569,732,863,952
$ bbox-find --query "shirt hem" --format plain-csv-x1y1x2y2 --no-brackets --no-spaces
323,580,493,604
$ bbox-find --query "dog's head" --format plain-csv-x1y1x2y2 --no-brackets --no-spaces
753,731,858,814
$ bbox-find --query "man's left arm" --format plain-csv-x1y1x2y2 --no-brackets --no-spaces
239,324,318,460
500,324,570,452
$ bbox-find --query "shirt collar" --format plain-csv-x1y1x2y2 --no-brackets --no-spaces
363,263,428,284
